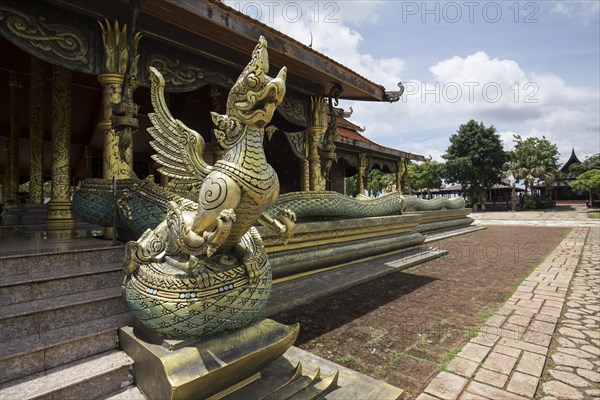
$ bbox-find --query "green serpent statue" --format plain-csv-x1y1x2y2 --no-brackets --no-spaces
120,37,294,339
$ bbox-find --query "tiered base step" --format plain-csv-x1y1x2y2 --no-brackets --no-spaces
0,239,133,398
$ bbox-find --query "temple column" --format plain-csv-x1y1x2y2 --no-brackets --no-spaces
6,71,21,205
396,159,402,193
29,57,45,204
97,73,125,179
97,19,140,180
300,135,310,191
46,66,76,230
358,153,367,196
308,97,327,191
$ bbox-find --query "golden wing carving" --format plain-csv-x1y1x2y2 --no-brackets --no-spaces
147,66,211,188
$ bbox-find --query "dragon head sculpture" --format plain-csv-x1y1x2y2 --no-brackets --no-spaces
225,36,287,128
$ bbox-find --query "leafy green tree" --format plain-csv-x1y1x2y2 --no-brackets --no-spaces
502,156,523,211
570,153,600,176
414,161,443,199
571,169,600,205
509,135,560,208
443,120,507,205
345,175,358,197
367,168,394,197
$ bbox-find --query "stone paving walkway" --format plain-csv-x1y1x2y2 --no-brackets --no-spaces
470,205,600,228
418,226,599,400
538,226,600,400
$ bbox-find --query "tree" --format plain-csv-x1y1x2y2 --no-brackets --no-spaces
502,156,522,211
570,153,600,176
414,161,443,199
367,168,394,197
571,169,600,205
443,120,507,206
509,135,560,208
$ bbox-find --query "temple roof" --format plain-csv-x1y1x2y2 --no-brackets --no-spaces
137,0,402,101
560,148,582,173
334,116,425,162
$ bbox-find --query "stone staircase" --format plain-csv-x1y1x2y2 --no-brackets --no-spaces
0,241,138,399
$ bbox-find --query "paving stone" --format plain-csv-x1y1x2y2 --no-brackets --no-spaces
531,320,556,335
584,388,600,396
473,368,507,388
457,343,491,364
555,366,574,372
576,368,600,383
416,394,440,400
583,330,600,339
524,331,552,347
580,345,600,356
515,351,546,377
481,352,517,375
505,314,532,328
556,347,595,359
549,370,590,388
557,337,576,348
558,327,587,339
563,312,581,320
506,371,538,398
466,381,526,400
492,344,521,358
536,313,559,324
542,380,584,399
447,357,479,378
498,338,548,355
469,331,499,348
424,372,468,400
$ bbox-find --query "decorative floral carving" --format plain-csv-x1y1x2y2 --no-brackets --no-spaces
0,6,88,65
147,54,233,89
279,96,307,126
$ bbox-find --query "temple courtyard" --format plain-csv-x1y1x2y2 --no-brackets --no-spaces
270,205,600,400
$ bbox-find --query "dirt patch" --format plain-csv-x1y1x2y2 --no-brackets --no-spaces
272,226,569,399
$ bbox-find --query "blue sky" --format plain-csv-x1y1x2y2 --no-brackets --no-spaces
227,1,600,164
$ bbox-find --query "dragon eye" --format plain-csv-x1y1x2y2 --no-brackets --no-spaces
246,74,259,89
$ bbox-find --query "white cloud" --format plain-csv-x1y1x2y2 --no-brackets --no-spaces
226,0,404,88
227,1,599,165
551,1,600,25
345,51,599,164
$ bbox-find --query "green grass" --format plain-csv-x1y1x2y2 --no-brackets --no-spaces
438,344,464,372
338,354,361,364
588,212,600,219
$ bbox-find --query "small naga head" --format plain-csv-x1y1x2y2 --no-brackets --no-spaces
226,36,287,127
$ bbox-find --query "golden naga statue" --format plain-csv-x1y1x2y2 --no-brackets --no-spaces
122,37,295,338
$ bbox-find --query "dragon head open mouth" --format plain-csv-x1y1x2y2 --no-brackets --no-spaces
227,36,287,127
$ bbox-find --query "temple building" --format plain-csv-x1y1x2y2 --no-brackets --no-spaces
0,0,422,228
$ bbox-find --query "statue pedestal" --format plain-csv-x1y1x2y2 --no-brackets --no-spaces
119,319,299,400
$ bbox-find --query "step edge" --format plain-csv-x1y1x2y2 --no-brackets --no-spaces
0,286,123,321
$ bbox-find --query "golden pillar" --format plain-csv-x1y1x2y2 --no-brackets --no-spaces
358,153,367,196
396,159,403,193
98,73,126,178
97,19,140,179
301,140,310,191
6,71,21,205
308,97,327,191
46,66,76,230
29,57,45,204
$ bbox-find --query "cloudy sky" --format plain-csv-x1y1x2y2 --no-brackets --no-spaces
226,0,599,164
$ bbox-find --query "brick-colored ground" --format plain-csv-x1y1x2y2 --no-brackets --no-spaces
272,226,569,400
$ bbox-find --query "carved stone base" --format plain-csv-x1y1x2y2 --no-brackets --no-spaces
45,200,76,230
119,319,299,400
